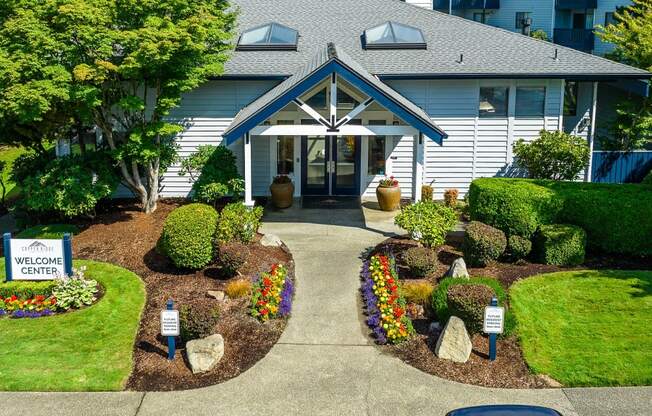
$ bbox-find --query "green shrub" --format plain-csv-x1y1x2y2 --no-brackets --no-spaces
400,281,434,306
17,224,79,239
463,221,507,267
179,145,243,206
215,202,263,244
533,224,586,266
513,130,590,180
468,178,562,238
180,304,220,343
446,283,496,334
468,178,652,256
402,246,438,277
432,276,515,336
394,201,457,247
14,151,118,217
217,241,249,276
0,280,56,299
159,203,218,269
507,235,532,261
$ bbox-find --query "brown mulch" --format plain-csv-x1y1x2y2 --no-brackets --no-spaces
70,200,293,391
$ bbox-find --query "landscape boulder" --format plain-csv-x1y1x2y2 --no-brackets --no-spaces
446,258,469,279
434,316,472,363
261,233,283,247
207,290,226,302
186,334,225,374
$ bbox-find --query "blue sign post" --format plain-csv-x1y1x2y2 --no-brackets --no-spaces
488,297,498,362
3,233,12,281
160,299,180,361
62,233,73,276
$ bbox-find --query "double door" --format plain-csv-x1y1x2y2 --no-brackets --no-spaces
301,135,360,196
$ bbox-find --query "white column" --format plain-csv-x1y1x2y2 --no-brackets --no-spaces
244,132,254,207
585,82,598,182
329,73,337,128
412,133,425,202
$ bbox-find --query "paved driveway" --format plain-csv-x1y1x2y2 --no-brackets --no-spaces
0,206,650,416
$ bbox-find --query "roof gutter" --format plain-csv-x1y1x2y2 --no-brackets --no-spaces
377,73,652,81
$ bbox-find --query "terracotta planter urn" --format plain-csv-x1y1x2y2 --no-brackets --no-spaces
270,176,294,209
376,176,401,211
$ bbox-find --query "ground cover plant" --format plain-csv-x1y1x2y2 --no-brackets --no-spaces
361,255,413,344
0,259,144,391
511,270,652,386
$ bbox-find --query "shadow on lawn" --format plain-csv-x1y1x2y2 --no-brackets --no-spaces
564,269,652,298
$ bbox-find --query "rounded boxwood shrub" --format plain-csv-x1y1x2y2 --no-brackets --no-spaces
446,283,496,334
159,203,218,269
432,276,515,336
463,221,507,267
402,246,438,277
533,224,586,266
507,235,532,262
394,201,457,248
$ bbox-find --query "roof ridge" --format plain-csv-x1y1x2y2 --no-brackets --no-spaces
327,42,337,59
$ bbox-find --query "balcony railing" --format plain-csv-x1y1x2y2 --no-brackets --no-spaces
554,29,595,52
555,0,597,10
434,0,500,10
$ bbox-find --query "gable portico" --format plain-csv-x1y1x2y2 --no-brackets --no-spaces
223,43,447,206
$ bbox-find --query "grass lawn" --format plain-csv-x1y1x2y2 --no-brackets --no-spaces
0,259,145,391
511,270,652,387
16,224,80,239
0,146,27,200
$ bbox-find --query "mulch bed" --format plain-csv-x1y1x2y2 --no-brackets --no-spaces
69,199,293,391
368,235,652,389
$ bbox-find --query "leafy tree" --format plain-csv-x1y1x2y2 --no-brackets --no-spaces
0,0,236,213
597,0,652,150
513,130,590,180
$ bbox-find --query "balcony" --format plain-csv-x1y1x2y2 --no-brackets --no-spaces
434,0,500,10
554,28,595,52
555,0,597,10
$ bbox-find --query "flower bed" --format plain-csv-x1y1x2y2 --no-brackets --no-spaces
361,255,413,344
0,294,56,318
251,263,294,321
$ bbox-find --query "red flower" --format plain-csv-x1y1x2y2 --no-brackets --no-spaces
261,309,269,315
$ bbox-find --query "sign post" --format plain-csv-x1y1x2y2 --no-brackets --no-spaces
160,299,180,360
483,297,504,362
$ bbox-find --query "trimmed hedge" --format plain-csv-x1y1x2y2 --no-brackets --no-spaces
432,276,515,336
507,235,532,262
447,283,496,334
534,224,586,266
159,203,218,269
463,221,507,267
468,178,652,256
0,280,57,299
402,246,438,277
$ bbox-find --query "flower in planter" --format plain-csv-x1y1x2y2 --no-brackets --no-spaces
378,176,399,187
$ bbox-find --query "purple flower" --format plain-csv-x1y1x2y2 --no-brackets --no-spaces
42,309,53,316
0,309,5,317
12,310,25,319
278,277,294,317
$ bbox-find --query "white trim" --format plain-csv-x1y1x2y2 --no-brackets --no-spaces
472,79,479,180
250,124,417,136
506,80,516,164
336,98,374,128
244,132,254,207
329,74,337,127
558,79,565,131
294,98,328,126
412,133,424,201
586,81,598,182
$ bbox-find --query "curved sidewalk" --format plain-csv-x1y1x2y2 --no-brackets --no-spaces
1,207,650,416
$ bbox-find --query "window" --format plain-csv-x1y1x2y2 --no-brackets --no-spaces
305,88,326,109
479,87,508,118
563,81,578,117
515,87,546,117
368,121,387,175
336,88,359,110
364,21,426,49
605,12,617,27
515,12,532,29
237,23,298,51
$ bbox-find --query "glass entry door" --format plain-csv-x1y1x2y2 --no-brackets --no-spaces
301,136,360,196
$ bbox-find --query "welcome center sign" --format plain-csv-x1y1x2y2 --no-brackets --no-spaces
3,233,73,281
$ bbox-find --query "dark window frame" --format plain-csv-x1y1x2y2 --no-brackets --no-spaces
515,86,546,118
479,86,509,118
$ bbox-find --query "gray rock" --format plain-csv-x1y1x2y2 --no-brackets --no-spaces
207,290,226,302
446,258,469,279
429,321,442,335
261,233,283,247
186,334,225,374
435,316,472,363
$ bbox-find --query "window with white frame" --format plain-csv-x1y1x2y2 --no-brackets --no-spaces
367,120,386,176
515,87,546,117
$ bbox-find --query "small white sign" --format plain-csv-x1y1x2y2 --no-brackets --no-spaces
10,239,65,280
483,306,505,334
160,309,180,337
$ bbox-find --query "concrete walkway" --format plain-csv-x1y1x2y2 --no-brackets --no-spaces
1,206,651,416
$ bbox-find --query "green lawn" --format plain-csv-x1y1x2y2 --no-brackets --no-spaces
0,259,145,391
511,270,652,387
0,145,27,200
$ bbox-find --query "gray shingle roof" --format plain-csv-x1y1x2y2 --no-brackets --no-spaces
225,0,649,79
223,43,447,143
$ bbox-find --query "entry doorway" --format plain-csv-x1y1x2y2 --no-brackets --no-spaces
301,136,361,196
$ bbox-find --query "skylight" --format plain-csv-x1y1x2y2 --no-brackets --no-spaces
364,21,426,49
237,23,298,51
